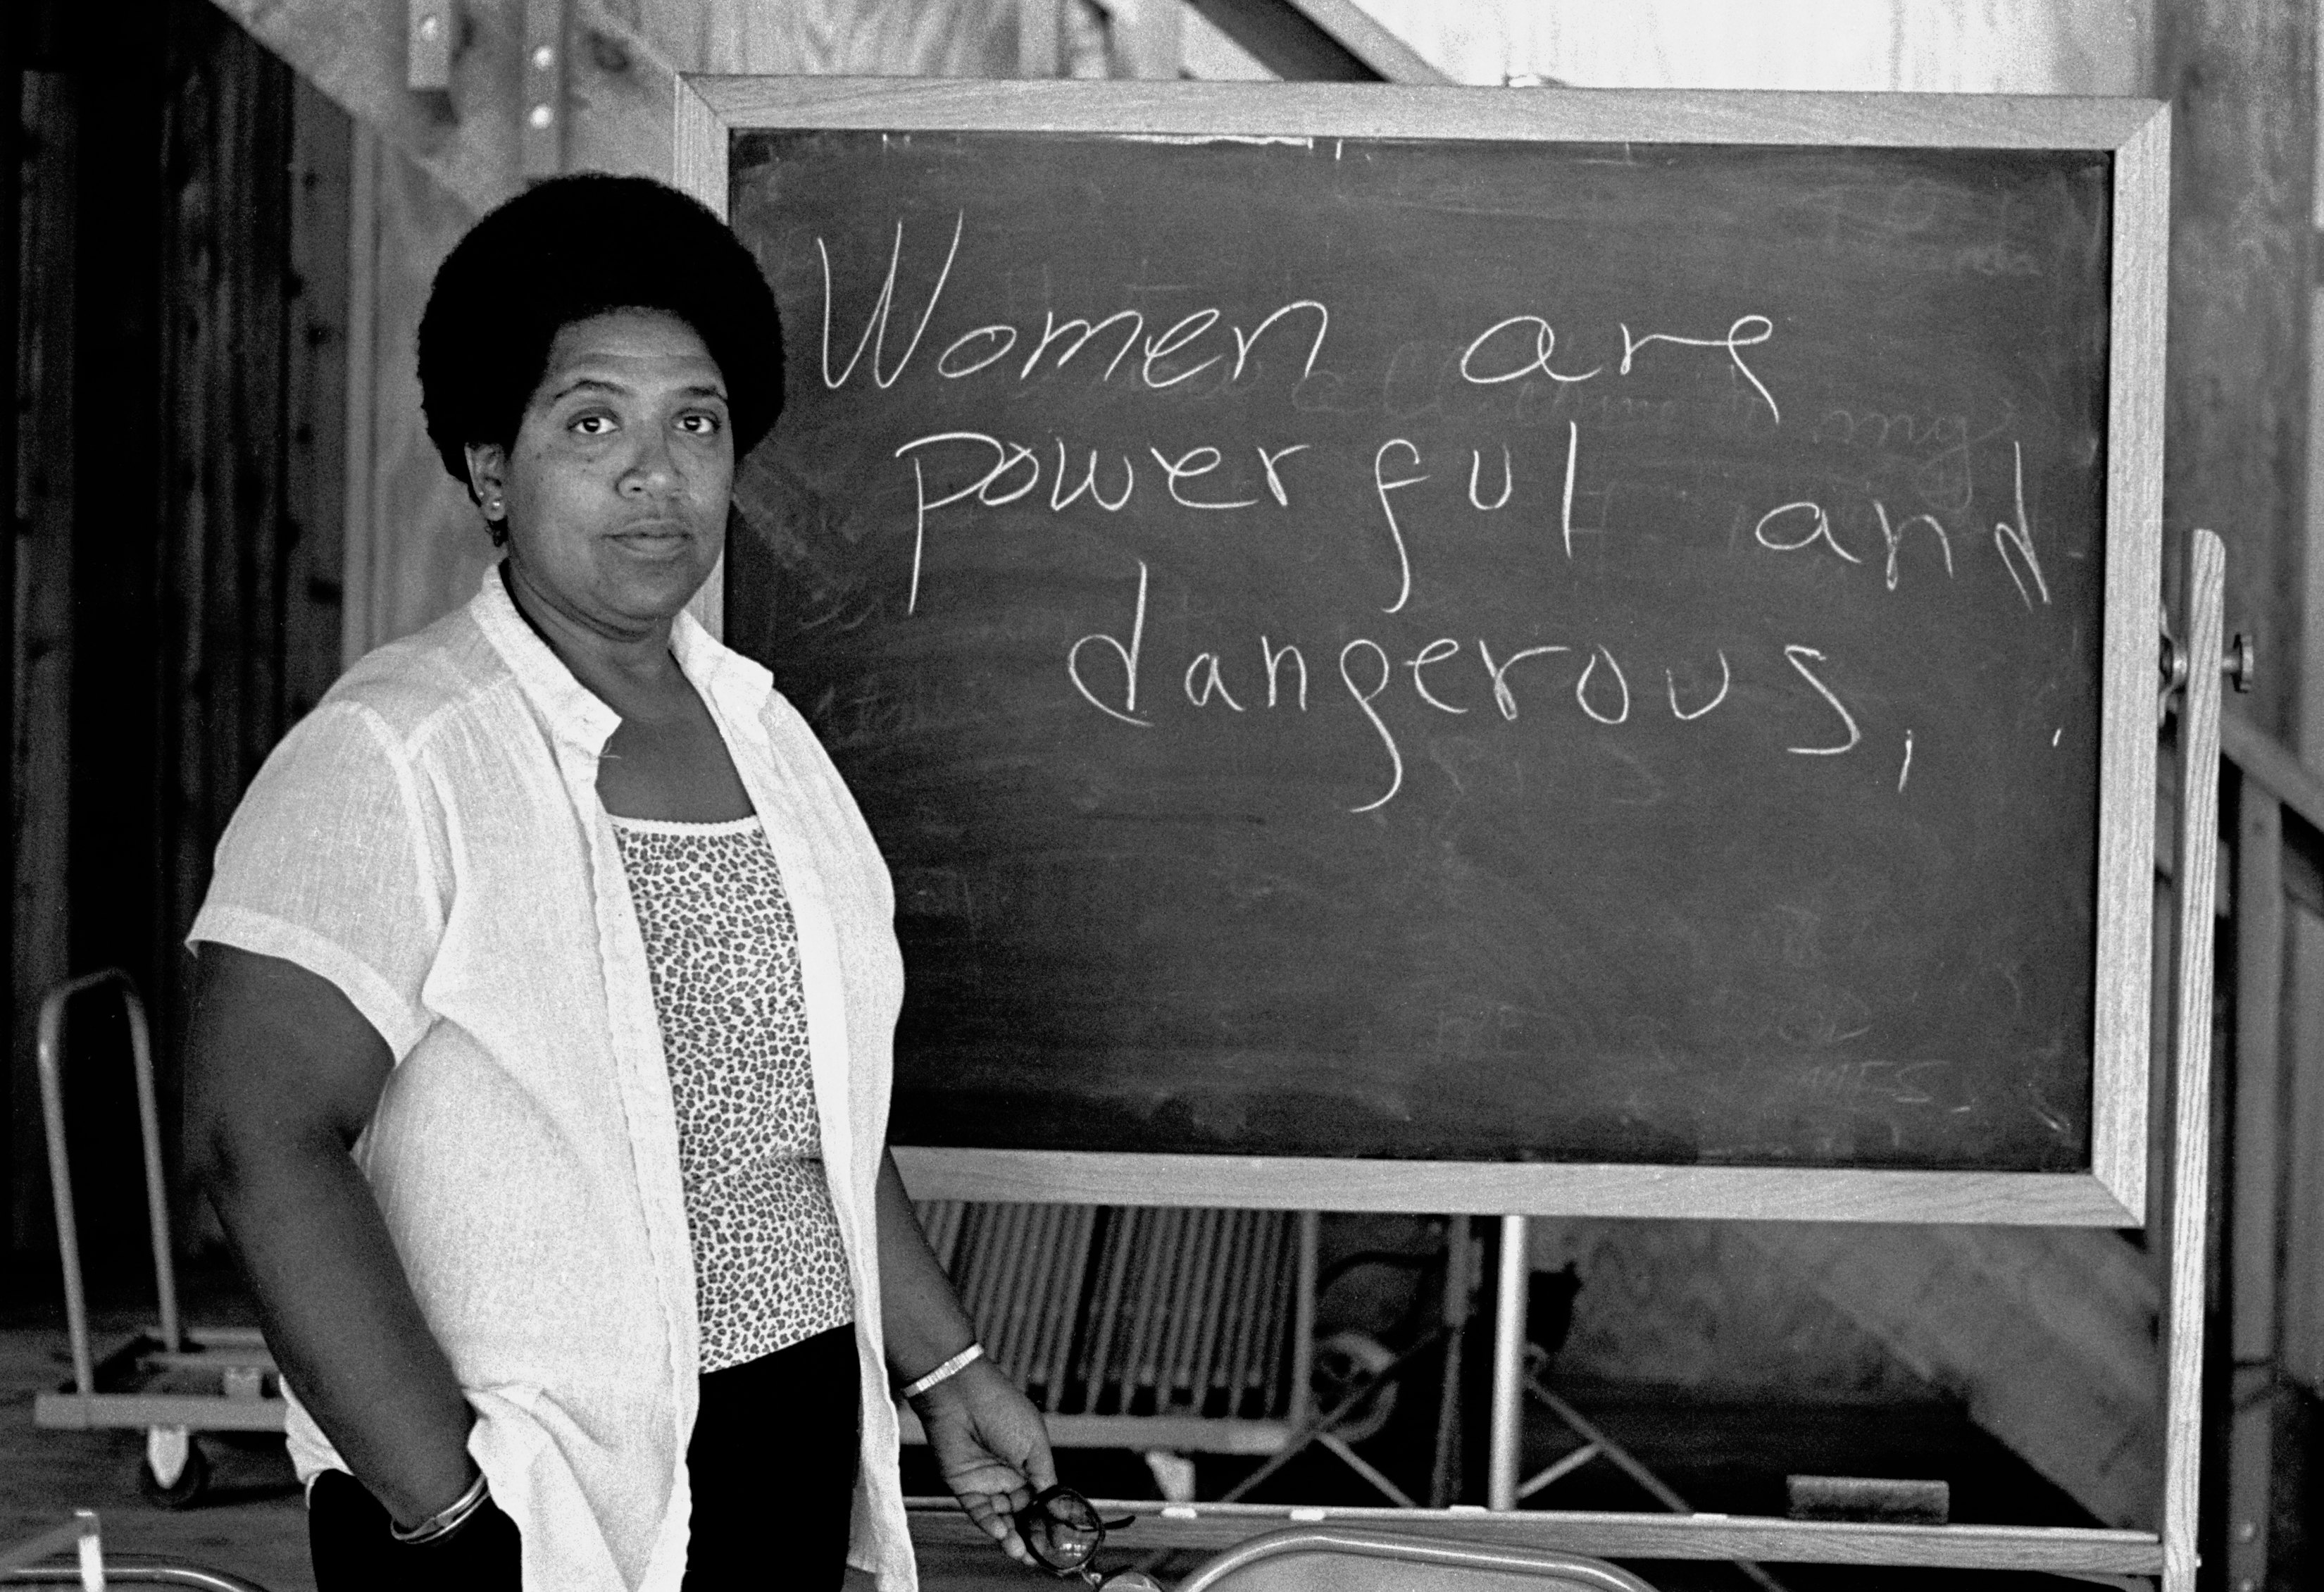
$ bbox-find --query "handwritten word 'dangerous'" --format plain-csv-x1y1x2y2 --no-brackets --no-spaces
1065,564,1864,813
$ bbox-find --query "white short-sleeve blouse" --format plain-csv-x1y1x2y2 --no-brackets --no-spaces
188,568,915,1591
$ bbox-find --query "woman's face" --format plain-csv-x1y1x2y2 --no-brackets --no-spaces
470,308,734,639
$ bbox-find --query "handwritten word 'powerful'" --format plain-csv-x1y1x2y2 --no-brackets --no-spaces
892,426,2049,619
1068,560,1863,812
893,433,1311,614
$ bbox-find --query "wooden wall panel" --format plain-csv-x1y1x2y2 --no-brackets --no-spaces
208,0,523,214
213,0,1025,225
285,77,355,721
6,0,352,1262
342,137,487,659
1748,1224,2164,1529
1523,1218,1935,1400
2286,907,2324,1397
11,71,79,1254
158,7,294,1049
2157,0,2315,742
153,1,354,1236
1337,0,2151,94
53,0,171,1275
685,0,1018,76
332,0,1031,660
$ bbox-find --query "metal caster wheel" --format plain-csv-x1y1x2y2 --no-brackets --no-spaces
1310,1329,1399,1443
136,1426,209,1509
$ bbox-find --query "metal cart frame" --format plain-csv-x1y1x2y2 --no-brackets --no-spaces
31,971,286,1506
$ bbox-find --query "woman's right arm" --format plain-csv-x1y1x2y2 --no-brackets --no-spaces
184,942,477,1529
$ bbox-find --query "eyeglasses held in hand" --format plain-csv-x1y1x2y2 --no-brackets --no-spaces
1013,1485,1160,1589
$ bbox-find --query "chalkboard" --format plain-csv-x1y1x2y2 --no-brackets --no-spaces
698,83,2163,1198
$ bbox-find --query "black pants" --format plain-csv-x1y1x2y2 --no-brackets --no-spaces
310,1324,861,1590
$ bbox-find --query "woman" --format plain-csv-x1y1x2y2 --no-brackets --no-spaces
185,173,1054,1591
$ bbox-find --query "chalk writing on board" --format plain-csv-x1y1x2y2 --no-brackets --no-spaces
843,222,2058,814
727,128,2119,1170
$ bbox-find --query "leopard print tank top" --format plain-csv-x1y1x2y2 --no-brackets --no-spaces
610,815,854,1372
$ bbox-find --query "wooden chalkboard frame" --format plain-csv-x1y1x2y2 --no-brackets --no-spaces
676,77,2168,1229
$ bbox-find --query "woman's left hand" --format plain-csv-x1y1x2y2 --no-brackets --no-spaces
910,1357,1058,1565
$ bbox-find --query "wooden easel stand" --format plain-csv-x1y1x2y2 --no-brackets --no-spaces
1519,1372,1786,1592
908,530,2227,1586
2156,530,2225,1590
701,75,2204,1588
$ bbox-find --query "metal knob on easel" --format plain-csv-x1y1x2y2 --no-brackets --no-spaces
2159,622,2256,724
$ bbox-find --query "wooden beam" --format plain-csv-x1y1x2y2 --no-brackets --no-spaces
2222,712,2324,838
158,1,312,1210
898,1145,2144,1226
206,0,682,212
906,1500,2166,1575
1020,0,1064,78
2226,764,2292,1589
283,74,353,721
2283,912,2324,1393
1744,1224,2163,1529
2230,775,2286,1359
406,0,453,89
1111,0,1184,81
337,124,381,669
61,5,173,1268
0,0,23,1276
520,0,565,177
11,70,78,1255
2160,530,2229,1592
206,0,1030,237
341,137,491,659
2156,0,2316,742
1183,0,1446,83
208,0,520,211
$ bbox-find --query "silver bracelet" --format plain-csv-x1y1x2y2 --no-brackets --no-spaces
896,1342,984,1401
389,1469,492,1546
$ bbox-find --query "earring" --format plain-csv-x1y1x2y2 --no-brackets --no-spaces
484,497,504,520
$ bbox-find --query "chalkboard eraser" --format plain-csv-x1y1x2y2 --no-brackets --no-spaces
1287,1507,1329,1522
1785,1475,1950,1524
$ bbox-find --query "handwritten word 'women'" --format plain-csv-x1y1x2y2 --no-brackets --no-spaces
818,216,1331,393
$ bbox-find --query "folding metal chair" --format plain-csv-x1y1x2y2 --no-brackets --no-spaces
0,1510,275,1589
1171,1527,1663,1592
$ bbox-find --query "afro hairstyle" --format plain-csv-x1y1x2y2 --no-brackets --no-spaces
416,172,783,498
